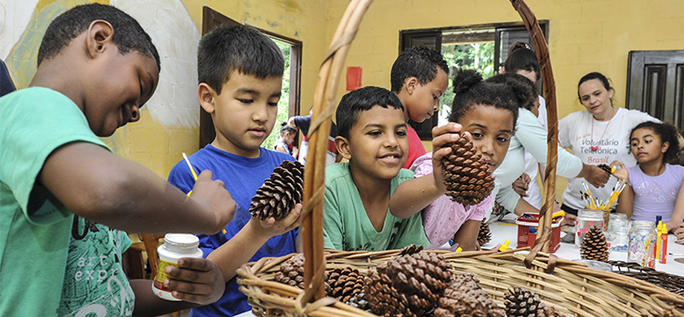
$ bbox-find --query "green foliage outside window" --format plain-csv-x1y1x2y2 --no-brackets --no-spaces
438,42,495,124
263,40,291,151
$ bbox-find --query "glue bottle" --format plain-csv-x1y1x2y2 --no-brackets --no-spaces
151,233,204,301
659,224,668,264
656,221,663,259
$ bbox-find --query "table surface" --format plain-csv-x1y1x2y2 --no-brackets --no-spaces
482,222,684,276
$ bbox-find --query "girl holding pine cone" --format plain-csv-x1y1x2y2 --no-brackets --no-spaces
410,69,524,251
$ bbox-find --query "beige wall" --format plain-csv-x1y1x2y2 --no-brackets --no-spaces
4,0,683,191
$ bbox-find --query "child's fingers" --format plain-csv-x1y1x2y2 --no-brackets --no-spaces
432,145,452,161
278,203,303,231
431,122,462,137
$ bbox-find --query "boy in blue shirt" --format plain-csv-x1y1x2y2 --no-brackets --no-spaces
323,86,460,251
0,4,234,316
167,25,302,317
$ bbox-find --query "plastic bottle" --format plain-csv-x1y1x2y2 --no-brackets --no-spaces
656,221,662,259
151,233,204,301
660,224,668,264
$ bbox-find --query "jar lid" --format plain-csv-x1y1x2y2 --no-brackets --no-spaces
164,233,199,247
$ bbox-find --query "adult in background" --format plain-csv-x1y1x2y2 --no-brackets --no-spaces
559,72,657,229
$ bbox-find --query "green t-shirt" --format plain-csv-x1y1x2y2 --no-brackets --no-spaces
323,162,430,251
0,87,113,315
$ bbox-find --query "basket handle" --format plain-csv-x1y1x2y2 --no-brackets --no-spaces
510,0,559,254
300,0,374,305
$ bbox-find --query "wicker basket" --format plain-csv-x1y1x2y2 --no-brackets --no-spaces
237,249,684,316
236,0,684,316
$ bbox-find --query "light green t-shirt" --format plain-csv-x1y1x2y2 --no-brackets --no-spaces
0,87,115,315
323,162,430,251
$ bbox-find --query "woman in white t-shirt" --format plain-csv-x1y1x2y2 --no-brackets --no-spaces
559,72,657,223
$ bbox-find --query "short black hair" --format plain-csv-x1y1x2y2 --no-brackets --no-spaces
198,25,284,94
336,86,404,139
449,69,522,128
37,3,160,72
630,121,683,164
503,42,540,83
390,46,449,92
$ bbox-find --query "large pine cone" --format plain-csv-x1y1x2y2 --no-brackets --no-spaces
249,160,304,220
581,226,609,262
504,287,561,317
365,249,452,317
441,136,494,206
328,267,368,310
477,218,492,246
434,273,505,317
274,253,306,289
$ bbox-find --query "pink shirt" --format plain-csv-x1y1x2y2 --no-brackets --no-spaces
410,153,492,250
404,126,427,169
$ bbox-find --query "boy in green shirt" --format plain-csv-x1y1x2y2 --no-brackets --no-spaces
0,4,233,315
323,86,460,251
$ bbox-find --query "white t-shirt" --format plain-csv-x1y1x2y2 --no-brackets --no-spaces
558,107,657,211
522,96,547,209
491,107,583,215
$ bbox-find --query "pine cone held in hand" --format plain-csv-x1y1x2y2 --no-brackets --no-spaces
441,136,494,206
581,226,609,262
249,160,304,220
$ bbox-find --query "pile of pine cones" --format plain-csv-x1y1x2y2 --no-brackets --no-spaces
272,245,577,317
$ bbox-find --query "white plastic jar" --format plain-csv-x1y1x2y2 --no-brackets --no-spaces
151,233,204,301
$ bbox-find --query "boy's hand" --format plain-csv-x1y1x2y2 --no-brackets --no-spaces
162,257,225,305
190,170,236,234
430,122,464,192
513,173,531,197
250,203,303,239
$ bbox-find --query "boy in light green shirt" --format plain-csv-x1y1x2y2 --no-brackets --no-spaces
323,86,460,251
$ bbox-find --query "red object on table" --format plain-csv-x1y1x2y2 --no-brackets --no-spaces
516,213,562,252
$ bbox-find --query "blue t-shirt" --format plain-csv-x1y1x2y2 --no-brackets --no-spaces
167,145,298,317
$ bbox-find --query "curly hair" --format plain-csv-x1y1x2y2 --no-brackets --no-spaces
390,46,449,92
630,121,683,164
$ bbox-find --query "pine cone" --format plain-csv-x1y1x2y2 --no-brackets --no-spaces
441,136,494,206
580,226,609,262
366,249,452,317
274,253,306,289
327,267,368,310
477,218,492,246
505,287,560,317
434,273,505,317
249,160,304,220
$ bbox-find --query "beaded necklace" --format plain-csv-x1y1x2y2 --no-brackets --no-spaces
590,106,616,152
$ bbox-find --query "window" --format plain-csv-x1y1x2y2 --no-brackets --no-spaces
400,21,548,140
